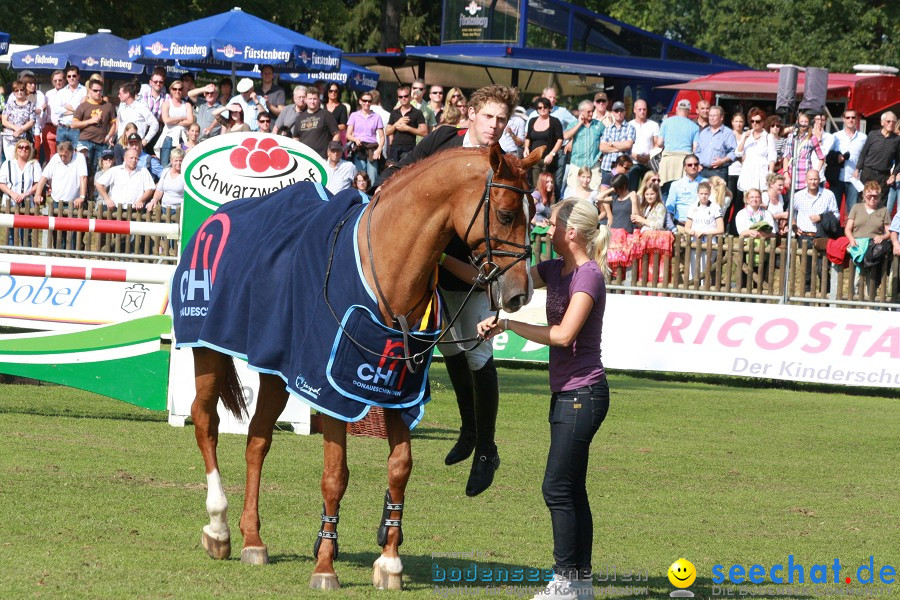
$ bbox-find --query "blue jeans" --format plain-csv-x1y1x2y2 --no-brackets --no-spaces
56,124,80,146
159,136,173,169
75,139,105,174
352,155,378,185
543,380,610,579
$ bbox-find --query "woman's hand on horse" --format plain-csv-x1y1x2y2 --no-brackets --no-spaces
477,316,504,340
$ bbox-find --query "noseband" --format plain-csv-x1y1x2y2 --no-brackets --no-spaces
324,168,532,371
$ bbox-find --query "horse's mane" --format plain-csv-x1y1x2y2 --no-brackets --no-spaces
380,146,494,197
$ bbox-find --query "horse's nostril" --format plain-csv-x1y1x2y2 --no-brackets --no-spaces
507,294,526,312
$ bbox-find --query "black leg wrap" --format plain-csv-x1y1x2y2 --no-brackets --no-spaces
313,504,339,559
376,489,404,548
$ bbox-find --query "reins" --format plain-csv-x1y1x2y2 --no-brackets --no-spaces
322,167,532,373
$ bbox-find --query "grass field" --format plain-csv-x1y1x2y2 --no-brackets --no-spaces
0,366,897,599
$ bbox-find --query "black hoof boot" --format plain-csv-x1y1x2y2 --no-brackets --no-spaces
376,489,403,547
313,504,339,559
465,447,500,497
444,433,476,465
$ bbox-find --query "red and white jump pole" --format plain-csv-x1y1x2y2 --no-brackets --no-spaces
0,258,173,285
0,214,180,239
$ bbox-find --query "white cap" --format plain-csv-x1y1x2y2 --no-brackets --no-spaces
677,99,692,111
236,78,254,93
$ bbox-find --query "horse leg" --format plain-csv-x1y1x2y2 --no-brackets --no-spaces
373,409,411,590
239,373,289,565
309,415,348,591
192,347,232,560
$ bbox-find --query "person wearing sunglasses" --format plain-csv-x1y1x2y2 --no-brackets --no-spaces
1,80,35,162
155,80,195,168
664,154,707,230
829,110,866,213
422,85,444,134
0,138,42,246
71,76,116,179
346,93,384,182
55,66,86,148
524,97,564,186
736,108,775,195
599,101,636,186
324,83,348,134
385,85,426,163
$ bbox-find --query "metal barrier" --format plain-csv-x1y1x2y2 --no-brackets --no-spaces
532,232,899,308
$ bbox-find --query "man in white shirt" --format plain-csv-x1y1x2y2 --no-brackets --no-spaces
323,141,356,194
229,78,268,132
115,81,159,147
628,99,660,190
55,66,87,147
34,141,88,207
830,109,867,212
95,147,155,208
792,170,839,291
43,70,67,159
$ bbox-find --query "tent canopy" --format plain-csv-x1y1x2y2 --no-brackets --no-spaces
11,32,143,74
128,8,341,73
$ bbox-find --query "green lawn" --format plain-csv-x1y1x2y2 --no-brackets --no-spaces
0,367,897,599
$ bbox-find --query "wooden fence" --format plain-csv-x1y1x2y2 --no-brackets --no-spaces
4,201,897,307
1,200,179,262
533,231,899,307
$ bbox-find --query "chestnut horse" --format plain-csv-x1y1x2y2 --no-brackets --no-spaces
185,144,541,590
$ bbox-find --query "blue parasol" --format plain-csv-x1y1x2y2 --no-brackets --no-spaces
0,32,9,56
128,7,341,74
10,31,143,75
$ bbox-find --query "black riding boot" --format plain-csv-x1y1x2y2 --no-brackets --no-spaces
443,353,476,465
466,357,500,497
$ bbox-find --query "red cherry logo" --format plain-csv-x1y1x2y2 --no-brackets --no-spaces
227,137,292,173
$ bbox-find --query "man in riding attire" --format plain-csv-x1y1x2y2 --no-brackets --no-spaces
376,84,520,497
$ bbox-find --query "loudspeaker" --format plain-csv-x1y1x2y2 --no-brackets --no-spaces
775,66,799,116
799,67,828,114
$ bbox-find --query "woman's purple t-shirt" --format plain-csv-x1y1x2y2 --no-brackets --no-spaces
536,258,606,392
346,110,384,144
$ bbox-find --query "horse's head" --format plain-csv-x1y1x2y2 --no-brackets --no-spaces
462,145,543,313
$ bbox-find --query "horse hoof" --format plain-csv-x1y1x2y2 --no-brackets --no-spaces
201,531,231,560
309,573,340,590
372,557,403,590
240,546,269,565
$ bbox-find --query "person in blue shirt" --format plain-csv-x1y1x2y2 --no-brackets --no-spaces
665,154,707,229
696,106,737,181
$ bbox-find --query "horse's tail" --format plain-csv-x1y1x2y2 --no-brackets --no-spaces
220,360,249,420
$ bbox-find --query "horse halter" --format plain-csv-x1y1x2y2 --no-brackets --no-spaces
461,169,533,296
325,167,533,372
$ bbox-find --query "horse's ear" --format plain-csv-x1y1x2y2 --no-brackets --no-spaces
489,143,504,175
521,147,543,171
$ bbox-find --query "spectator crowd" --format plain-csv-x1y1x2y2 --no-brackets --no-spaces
2,66,898,292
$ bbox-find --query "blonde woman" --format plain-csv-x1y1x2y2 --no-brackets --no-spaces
0,138,41,244
476,198,611,600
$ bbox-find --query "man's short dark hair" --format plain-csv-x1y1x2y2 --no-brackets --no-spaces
119,80,139,98
683,153,700,166
65,65,80,76
615,155,633,168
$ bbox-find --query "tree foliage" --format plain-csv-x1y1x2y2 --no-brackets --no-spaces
7,0,898,71
587,0,899,71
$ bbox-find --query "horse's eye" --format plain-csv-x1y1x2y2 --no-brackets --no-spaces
497,209,516,225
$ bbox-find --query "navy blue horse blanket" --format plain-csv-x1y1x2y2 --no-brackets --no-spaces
171,183,441,429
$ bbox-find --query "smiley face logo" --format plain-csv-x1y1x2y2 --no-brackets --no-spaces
668,558,696,588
